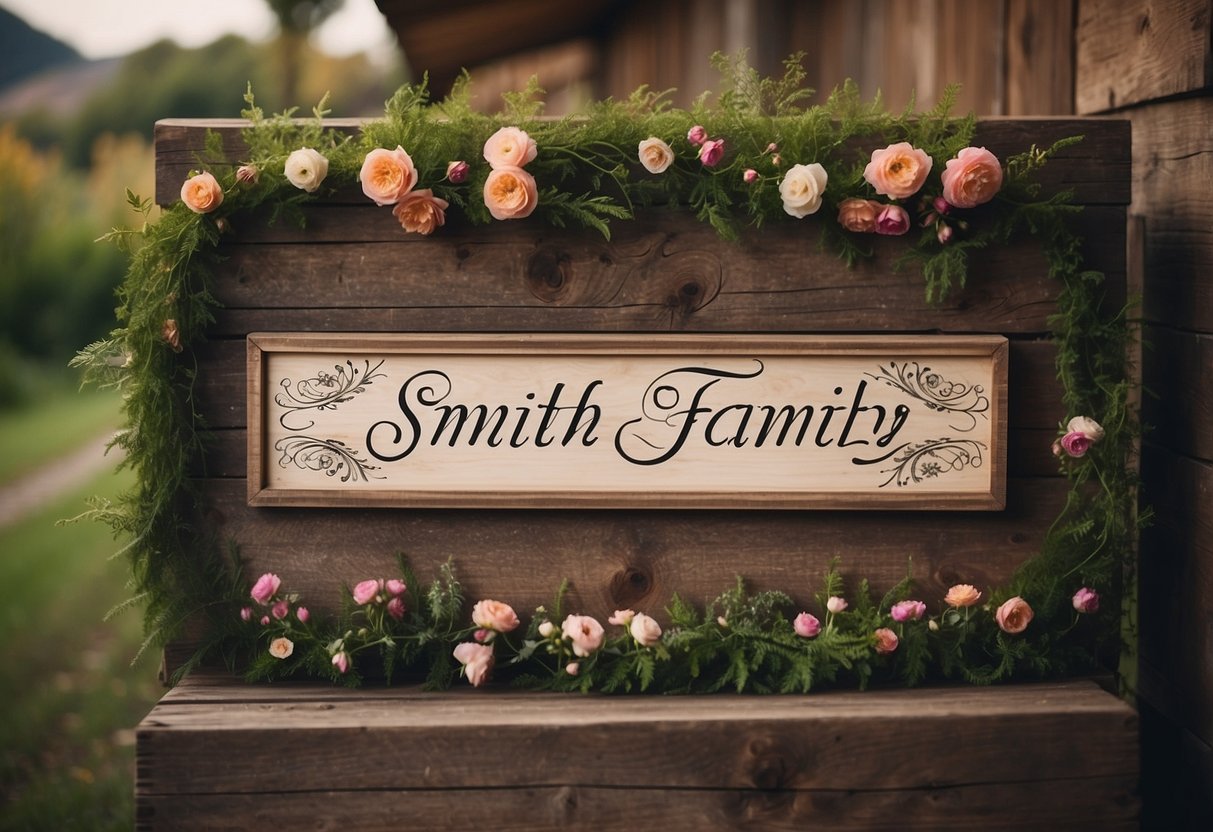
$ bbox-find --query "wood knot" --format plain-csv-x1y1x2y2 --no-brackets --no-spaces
746,739,794,790
610,566,653,606
526,248,573,303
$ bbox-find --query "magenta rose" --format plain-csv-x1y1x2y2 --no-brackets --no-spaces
1060,431,1094,457
698,138,726,167
874,204,911,236
386,596,405,621
890,600,927,623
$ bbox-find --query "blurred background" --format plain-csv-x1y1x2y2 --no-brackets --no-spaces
0,1,1208,829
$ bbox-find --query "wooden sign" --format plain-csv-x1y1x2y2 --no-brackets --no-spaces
247,334,1007,510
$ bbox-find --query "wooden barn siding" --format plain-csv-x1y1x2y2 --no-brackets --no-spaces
1077,0,1213,827
156,118,1127,627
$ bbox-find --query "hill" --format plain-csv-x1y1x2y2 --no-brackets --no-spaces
0,7,81,90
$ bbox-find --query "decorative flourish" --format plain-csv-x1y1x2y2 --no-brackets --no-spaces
275,359,386,430
860,437,986,488
867,361,989,431
274,435,384,483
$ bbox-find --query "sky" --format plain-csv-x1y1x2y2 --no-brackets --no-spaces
2,0,397,64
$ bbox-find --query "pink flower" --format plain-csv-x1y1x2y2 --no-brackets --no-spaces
1073,587,1100,614
743,168,759,184
793,612,821,638
561,614,605,657
239,606,252,622
386,596,406,621
698,138,726,167
1058,415,1104,458
565,662,580,676
766,142,778,153
890,600,927,622
608,610,635,627
446,160,469,183
687,125,707,146
260,615,270,626
826,596,848,614
837,198,881,233
180,171,224,214
941,146,1003,208
352,579,382,606
453,642,494,687
945,584,982,607
473,628,494,643
629,613,663,647
393,189,448,236
863,142,933,199
271,599,289,620
483,166,539,220
296,606,310,623
874,204,911,236
873,628,899,654
933,196,950,215
235,164,259,185
471,599,520,633
483,126,537,169
360,146,418,206
937,223,954,244
250,573,281,605
1060,431,1094,457
995,596,1034,634
269,637,294,659
385,579,406,597
331,651,350,674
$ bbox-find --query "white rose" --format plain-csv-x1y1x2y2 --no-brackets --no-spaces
637,137,674,174
779,162,828,218
629,612,663,647
1066,415,1105,441
284,147,329,193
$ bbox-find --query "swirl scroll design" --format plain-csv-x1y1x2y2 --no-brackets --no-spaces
275,359,387,430
274,435,385,483
866,361,989,431
856,437,986,489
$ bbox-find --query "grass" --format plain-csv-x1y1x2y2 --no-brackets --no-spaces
0,465,160,832
0,387,122,486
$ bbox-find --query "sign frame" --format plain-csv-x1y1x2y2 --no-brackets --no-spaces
247,333,1007,510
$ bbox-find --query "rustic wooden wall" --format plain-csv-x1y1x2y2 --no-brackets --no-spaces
1076,0,1213,827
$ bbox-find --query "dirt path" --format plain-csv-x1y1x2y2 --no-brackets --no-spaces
0,429,124,527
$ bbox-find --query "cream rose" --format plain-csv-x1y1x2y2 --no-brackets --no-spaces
778,162,828,218
359,145,418,206
471,599,521,633
629,613,662,647
484,166,539,220
1066,415,1105,442
392,189,449,235
863,142,933,199
483,126,537,169
268,637,294,660
284,147,329,193
941,146,1003,208
180,171,223,214
638,137,674,174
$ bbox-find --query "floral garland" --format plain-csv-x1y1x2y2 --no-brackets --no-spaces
75,55,1140,693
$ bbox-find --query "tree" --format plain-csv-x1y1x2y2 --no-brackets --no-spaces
263,0,344,106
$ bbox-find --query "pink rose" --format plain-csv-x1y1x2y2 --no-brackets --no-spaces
629,613,663,647
352,579,382,606
453,642,494,687
743,168,759,184
1060,431,1094,457
483,126,537,169
180,171,224,214
873,628,899,655
1072,587,1100,614
874,204,911,236
473,628,494,643
608,610,635,627
385,579,406,597
890,600,927,622
687,125,707,146
250,573,281,605
239,606,252,622
837,198,881,233
393,189,448,236
941,146,1003,208
698,138,726,167
766,142,778,153
386,596,405,621
483,166,539,220
331,651,350,674
565,662,580,676
271,599,289,620
471,599,521,633
446,160,469,183
826,596,848,614
945,584,982,607
793,612,821,638
561,614,605,657
933,196,950,215
937,223,954,244
863,142,933,199
260,615,270,626
296,606,309,623
995,596,1034,634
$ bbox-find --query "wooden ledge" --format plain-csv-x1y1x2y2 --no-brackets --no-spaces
137,673,1138,830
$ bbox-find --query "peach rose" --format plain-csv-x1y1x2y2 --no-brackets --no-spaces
629,613,663,647
863,142,932,199
484,166,539,220
359,146,418,206
284,147,328,193
638,137,674,174
995,596,1033,634
180,171,223,214
392,189,448,235
471,599,520,633
945,584,982,607
779,163,828,218
561,614,605,657
941,146,1003,208
483,126,537,169
837,198,880,233
268,637,294,660
873,628,899,655
608,610,635,626
453,642,494,687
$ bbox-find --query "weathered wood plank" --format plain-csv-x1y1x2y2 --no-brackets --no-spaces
1006,0,1076,115
194,476,1071,619
1076,0,1213,114
136,777,1139,831
136,677,1136,795
1142,325,1213,463
154,118,1132,207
